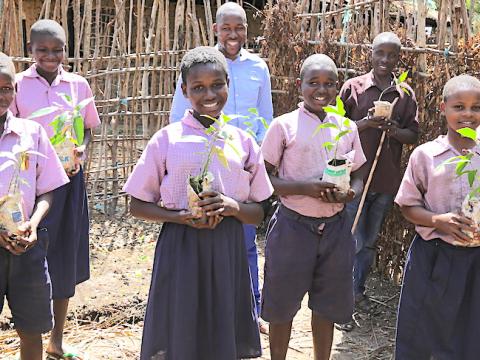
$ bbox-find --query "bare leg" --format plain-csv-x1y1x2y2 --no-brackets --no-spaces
17,329,43,360
269,321,293,360
46,298,69,356
312,312,334,360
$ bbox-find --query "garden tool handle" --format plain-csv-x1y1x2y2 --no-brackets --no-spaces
351,131,387,234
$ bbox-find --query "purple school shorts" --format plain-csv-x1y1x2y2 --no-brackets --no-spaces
261,204,355,324
0,228,53,333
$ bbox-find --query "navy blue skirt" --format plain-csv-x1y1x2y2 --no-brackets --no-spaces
140,217,261,360
396,235,480,360
41,168,90,299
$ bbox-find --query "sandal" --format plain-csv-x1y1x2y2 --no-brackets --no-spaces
46,350,83,360
335,320,355,332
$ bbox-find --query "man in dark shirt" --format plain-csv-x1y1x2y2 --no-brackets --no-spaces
338,32,419,329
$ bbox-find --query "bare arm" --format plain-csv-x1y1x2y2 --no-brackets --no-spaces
265,161,335,197
400,205,475,244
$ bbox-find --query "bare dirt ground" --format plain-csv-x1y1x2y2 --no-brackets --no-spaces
1,212,399,359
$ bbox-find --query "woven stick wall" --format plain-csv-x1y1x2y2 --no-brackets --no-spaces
0,0,252,214
262,0,478,280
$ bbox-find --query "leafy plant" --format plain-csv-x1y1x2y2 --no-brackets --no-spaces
242,107,269,138
439,127,480,199
312,96,352,166
0,142,46,194
378,70,410,101
28,93,94,146
179,113,242,194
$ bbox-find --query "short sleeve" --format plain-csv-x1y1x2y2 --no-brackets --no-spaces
123,131,167,204
261,119,286,168
350,126,367,171
244,138,274,202
395,148,426,208
82,81,101,130
35,126,69,195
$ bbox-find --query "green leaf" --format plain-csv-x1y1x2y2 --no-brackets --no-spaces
259,116,269,130
468,171,477,188
343,118,351,127
322,141,334,151
243,121,253,127
397,70,409,84
469,187,480,199
457,127,477,141
312,122,339,137
50,133,66,146
335,96,345,116
73,114,84,145
213,145,229,170
225,140,241,158
323,105,344,116
74,97,94,112
50,113,68,135
245,128,256,138
334,129,352,141
28,106,59,119
248,108,259,116
437,155,467,169
456,159,469,175
59,93,72,104
401,87,411,96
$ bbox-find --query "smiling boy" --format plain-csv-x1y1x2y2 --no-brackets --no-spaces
261,54,366,360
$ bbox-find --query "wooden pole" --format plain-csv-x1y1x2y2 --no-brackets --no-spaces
351,131,386,234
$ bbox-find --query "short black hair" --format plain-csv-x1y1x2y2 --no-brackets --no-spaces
0,52,16,81
372,32,401,51
443,75,480,101
180,46,228,84
30,19,66,44
299,54,338,80
216,2,247,24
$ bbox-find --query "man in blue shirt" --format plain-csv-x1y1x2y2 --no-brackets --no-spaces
170,2,273,334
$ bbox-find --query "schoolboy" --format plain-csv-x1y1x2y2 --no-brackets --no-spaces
0,53,69,360
11,19,100,360
261,54,366,360
395,75,480,359
339,32,418,319
170,2,274,332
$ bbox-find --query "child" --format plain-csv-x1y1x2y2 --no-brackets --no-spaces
0,53,69,360
170,3,273,332
124,46,273,359
11,19,100,359
260,54,366,360
339,32,418,322
395,75,480,359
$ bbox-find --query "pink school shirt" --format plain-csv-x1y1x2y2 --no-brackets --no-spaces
395,135,480,244
261,102,366,218
123,111,273,209
11,64,100,138
0,111,69,218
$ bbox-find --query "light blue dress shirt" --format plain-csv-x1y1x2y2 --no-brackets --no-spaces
169,48,273,142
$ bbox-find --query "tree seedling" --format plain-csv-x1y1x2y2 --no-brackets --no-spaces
312,96,353,191
439,127,480,244
0,140,45,236
373,70,410,119
28,94,94,172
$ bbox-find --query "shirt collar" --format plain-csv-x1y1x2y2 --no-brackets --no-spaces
214,45,252,62
181,110,224,131
364,70,401,95
431,134,480,157
22,63,74,84
298,102,336,123
2,110,23,137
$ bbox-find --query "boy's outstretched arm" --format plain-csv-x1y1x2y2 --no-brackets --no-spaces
264,161,335,197
400,205,476,245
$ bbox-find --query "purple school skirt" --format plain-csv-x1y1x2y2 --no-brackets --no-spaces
396,235,480,360
41,168,90,299
140,217,261,360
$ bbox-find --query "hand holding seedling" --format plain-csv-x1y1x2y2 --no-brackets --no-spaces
302,180,336,198
67,162,81,177
173,209,223,230
432,212,476,245
318,187,355,203
197,190,239,217
0,221,36,255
